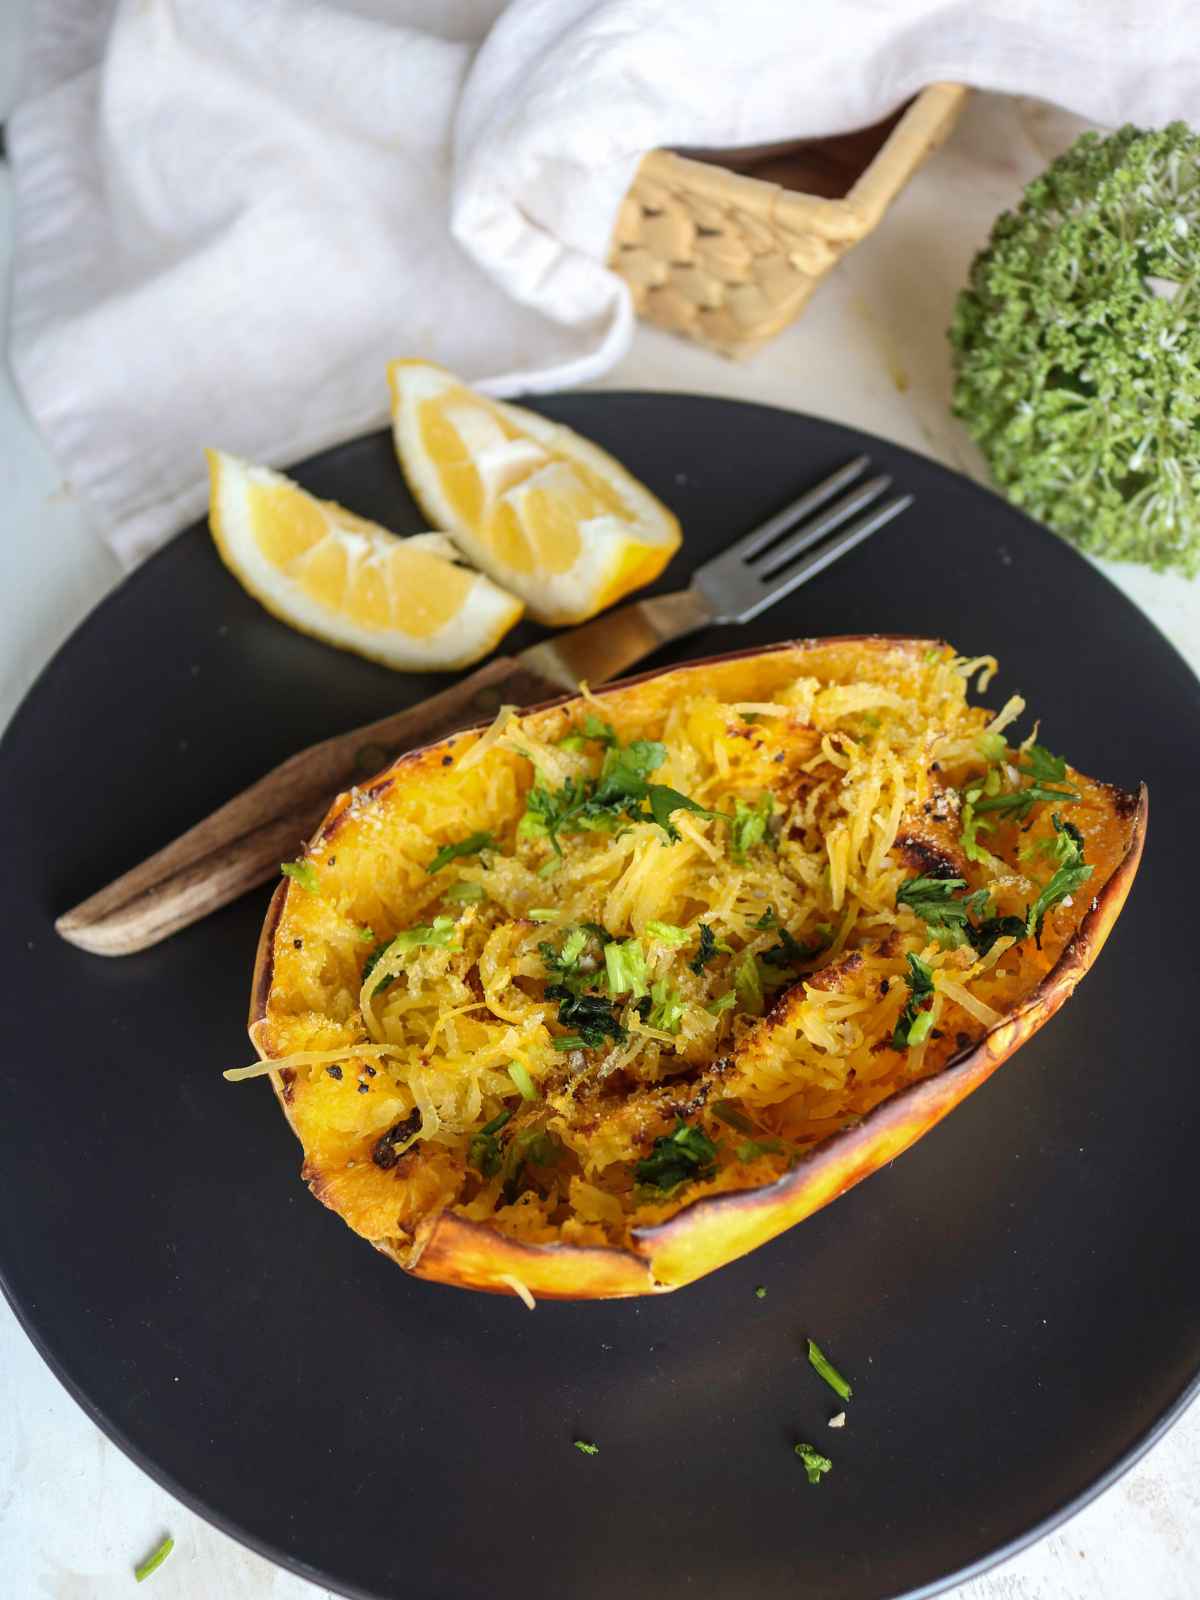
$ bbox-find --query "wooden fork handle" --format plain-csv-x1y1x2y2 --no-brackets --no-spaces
55,656,563,957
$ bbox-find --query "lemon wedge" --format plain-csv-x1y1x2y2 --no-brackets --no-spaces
207,451,523,671
388,360,682,626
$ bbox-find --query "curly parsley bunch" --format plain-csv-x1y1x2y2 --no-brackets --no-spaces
950,123,1200,576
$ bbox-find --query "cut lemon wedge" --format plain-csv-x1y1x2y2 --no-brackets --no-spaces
388,360,682,626
207,451,523,671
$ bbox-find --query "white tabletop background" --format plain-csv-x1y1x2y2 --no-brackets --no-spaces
1,5,1197,1596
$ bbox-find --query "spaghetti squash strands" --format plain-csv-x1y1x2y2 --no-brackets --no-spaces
245,638,1146,1298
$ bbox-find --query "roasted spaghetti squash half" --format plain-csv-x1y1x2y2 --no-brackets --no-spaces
242,639,1146,1300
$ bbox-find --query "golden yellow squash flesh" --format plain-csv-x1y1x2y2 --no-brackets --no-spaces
245,639,1146,1301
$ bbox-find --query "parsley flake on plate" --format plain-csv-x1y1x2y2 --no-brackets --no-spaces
807,1338,853,1402
134,1535,174,1583
794,1442,832,1484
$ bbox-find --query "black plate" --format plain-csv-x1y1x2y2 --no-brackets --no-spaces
2,396,1197,1600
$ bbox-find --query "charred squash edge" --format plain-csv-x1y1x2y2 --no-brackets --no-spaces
247,637,1148,1300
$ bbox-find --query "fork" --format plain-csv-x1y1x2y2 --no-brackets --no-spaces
56,456,910,955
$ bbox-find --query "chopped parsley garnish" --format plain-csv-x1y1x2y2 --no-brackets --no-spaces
134,1536,174,1584
729,793,774,862
707,992,736,1015
594,738,667,803
795,1442,832,1484
1026,815,1093,945
734,951,765,1015
645,920,691,946
517,732,723,852
546,988,627,1050
499,1126,561,1204
643,978,685,1034
646,784,723,841
760,924,830,967
444,880,486,903
574,1439,600,1455
898,877,1025,957
635,1120,718,1191
966,913,1027,957
689,922,729,973
959,788,1000,866
972,779,1081,819
467,1109,512,1178
281,859,319,893
977,730,1009,764
519,773,595,855
527,908,558,922
896,874,969,929
1018,741,1068,783
559,712,618,752
363,915,460,993
507,1061,538,1100
754,906,779,929
541,927,590,979
604,937,649,998
393,915,460,952
755,1285,767,1299
807,1338,853,1402
712,1101,755,1134
425,830,495,874
737,1136,787,1160
893,952,935,1049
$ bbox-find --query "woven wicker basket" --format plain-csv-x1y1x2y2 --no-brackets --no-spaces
609,83,967,357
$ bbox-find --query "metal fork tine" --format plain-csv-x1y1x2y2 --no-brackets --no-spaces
729,454,870,561
733,494,914,623
753,474,892,579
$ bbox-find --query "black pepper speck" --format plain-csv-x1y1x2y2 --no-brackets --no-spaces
363,1065,377,1078
293,938,303,949
441,755,453,766
357,1082,369,1094
326,1065,343,1080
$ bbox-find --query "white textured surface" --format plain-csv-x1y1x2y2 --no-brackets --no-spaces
1,8,1198,1593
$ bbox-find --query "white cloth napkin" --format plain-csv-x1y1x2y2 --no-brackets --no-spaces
8,0,1199,565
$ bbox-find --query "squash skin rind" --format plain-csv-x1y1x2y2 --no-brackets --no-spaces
246,640,1147,1301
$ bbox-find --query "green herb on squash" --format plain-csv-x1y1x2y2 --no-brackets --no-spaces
426,831,495,874
281,859,319,893
635,1120,717,1192
1027,815,1093,945
467,1110,512,1178
893,953,935,1050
